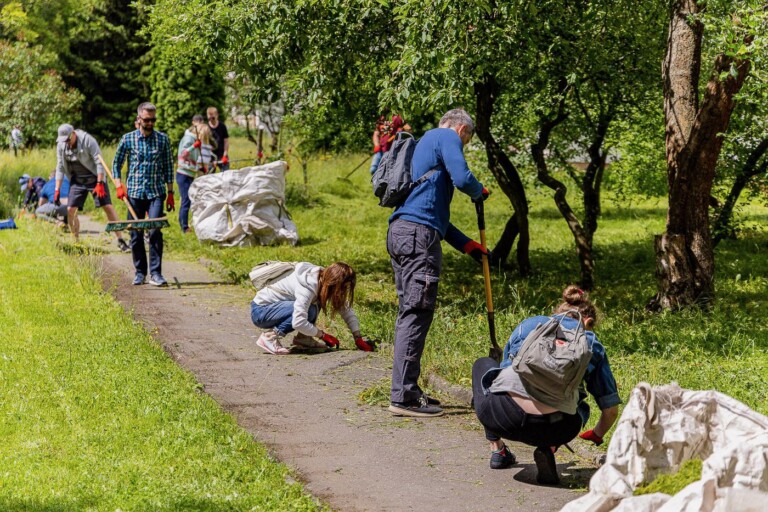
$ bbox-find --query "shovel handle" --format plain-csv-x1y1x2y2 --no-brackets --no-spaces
475,200,502,360
97,154,139,220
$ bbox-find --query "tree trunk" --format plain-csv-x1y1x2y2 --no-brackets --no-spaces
582,115,611,248
712,139,768,246
531,82,595,290
474,75,531,275
651,0,752,309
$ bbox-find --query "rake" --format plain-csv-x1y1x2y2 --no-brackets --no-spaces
97,154,170,232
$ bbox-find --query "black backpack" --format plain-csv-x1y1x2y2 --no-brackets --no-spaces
371,132,437,208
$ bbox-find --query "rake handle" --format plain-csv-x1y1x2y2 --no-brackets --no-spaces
97,154,139,220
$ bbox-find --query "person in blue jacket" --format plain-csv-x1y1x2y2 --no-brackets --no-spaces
387,108,490,418
471,285,621,485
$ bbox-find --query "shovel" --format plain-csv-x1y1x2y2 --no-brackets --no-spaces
475,199,503,361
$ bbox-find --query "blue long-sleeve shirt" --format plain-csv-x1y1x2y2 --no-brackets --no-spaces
390,128,483,251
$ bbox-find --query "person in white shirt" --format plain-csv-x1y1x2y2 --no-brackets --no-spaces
250,262,375,354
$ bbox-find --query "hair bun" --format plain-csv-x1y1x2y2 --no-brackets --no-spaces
563,285,586,305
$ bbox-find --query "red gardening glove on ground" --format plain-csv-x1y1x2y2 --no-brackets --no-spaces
355,336,376,352
579,429,604,446
53,189,61,206
166,191,175,212
116,184,127,200
94,181,107,199
463,240,490,263
222,155,229,165
321,332,339,349
193,139,202,148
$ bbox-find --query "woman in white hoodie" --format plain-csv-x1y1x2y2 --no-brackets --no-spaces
251,262,375,354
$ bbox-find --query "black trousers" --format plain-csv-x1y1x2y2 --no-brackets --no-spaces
472,357,582,448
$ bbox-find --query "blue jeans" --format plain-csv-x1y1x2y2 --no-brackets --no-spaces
176,173,194,231
369,151,383,174
128,195,164,277
250,301,318,336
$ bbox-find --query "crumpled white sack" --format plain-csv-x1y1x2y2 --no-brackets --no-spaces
562,382,768,512
189,161,299,247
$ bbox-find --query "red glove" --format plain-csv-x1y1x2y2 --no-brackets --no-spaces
579,429,604,446
257,151,263,160
166,191,175,212
321,332,339,349
116,184,127,200
53,189,61,206
373,145,381,153
193,139,202,148
463,240,490,263
222,155,230,165
94,181,107,199
355,336,376,352
481,187,490,200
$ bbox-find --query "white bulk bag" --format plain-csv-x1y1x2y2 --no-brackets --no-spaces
562,382,768,512
189,161,299,247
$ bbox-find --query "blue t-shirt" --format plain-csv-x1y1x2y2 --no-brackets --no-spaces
499,314,622,425
41,176,70,202
390,128,483,251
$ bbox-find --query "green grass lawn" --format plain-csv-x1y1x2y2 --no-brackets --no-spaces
0,221,324,511
2,138,767,456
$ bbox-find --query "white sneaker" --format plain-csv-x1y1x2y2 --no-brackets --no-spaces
292,333,326,349
256,330,290,355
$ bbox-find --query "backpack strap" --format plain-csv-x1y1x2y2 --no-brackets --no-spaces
415,167,438,184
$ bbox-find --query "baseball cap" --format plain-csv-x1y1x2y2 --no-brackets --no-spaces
56,123,74,143
19,174,30,192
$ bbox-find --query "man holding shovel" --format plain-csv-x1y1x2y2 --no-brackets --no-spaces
112,102,174,286
54,124,130,251
387,108,489,417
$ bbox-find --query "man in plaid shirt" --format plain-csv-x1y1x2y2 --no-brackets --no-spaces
112,102,175,287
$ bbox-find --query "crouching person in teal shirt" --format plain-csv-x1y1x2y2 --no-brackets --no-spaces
471,285,621,485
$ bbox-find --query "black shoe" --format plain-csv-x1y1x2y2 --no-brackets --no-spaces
117,238,130,253
490,444,516,469
388,398,444,417
534,447,559,485
422,393,441,406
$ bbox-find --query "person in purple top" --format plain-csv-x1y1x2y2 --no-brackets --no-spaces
387,108,490,417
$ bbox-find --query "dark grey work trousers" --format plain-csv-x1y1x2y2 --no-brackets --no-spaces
387,219,442,404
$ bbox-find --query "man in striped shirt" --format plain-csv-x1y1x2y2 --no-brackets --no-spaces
112,102,175,287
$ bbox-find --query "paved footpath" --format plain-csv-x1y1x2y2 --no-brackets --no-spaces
83,219,599,511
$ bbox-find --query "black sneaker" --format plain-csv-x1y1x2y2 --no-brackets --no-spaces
422,393,441,406
388,397,444,417
117,238,130,253
533,447,560,485
490,444,516,469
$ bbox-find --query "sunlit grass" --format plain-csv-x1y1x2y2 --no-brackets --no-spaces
0,220,324,510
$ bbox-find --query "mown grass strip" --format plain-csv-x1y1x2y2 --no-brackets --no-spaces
0,221,324,511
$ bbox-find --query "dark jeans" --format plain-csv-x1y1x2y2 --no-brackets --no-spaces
176,173,194,231
472,357,582,448
387,219,442,404
128,195,164,277
250,301,318,336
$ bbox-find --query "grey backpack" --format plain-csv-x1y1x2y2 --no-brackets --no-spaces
371,132,437,208
512,313,592,414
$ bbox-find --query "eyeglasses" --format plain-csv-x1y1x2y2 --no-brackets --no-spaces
140,117,157,123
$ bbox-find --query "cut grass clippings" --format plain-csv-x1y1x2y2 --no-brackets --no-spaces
0,220,324,511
